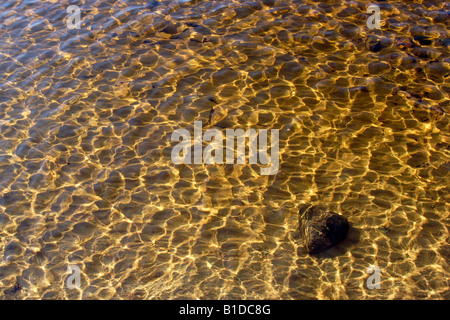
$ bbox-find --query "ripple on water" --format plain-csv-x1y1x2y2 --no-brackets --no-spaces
0,0,449,300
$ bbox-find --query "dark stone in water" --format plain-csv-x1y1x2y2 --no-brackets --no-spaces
367,37,391,53
299,206,349,254
369,41,383,53
414,36,432,46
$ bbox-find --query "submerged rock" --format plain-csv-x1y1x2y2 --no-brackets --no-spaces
299,206,349,254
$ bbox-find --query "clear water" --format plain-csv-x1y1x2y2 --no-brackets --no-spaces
0,0,449,299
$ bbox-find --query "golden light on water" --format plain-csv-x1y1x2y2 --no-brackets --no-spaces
0,0,448,300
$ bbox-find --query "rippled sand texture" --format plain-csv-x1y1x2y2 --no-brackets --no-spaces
0,0,449,299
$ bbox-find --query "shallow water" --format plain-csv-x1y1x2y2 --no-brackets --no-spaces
0,0,449,299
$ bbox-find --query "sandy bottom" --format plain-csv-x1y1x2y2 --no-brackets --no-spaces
0,0,448,299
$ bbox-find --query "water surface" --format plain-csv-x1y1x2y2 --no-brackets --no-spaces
0,0,449,299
